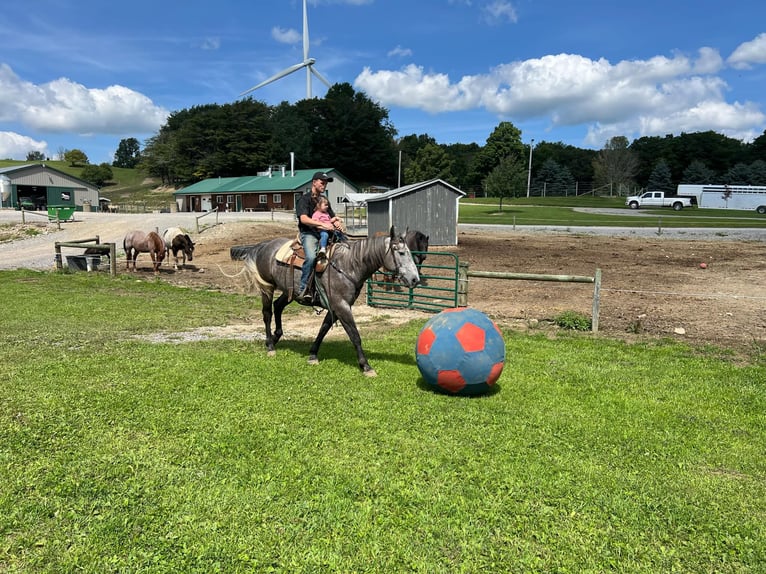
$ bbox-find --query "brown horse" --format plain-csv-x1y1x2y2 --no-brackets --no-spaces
123,230,165,274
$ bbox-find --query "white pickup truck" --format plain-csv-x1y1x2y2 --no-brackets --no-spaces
625,191,693,211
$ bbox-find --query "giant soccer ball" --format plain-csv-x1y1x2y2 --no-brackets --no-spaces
416,308,505,396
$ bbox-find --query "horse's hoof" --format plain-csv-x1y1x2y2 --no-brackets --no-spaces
267,350,276,357
307,356,319,365
364,369,378,378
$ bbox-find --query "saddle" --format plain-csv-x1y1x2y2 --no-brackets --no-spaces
274,236,333,273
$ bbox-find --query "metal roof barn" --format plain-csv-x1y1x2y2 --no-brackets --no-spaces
365,179,465,246
0,164,99,210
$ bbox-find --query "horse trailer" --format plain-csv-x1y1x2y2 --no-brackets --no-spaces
677,184,766,214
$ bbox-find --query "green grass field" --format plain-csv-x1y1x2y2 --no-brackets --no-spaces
1,270,764,572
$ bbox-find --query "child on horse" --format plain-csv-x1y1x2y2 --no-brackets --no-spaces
295,172,344,303
311,196,344,260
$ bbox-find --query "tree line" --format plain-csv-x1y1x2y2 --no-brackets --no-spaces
35,82,766,198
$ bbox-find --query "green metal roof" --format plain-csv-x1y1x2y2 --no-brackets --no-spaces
173,168,336,196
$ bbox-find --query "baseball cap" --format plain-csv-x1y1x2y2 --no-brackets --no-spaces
312,171,334,182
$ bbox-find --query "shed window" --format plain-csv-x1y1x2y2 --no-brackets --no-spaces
259,195,268,204
273,194,281,204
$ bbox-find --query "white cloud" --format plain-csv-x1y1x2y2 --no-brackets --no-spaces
482,0,518,24
355,47,765,144
727,33,766,69
0,63,168,135
0,131,47,160
201,37,221,50
272,26,301,45
388,45,413,58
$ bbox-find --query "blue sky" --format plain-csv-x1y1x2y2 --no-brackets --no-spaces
1,0,765,165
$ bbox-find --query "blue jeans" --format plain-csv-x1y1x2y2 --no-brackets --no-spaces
299,231,319,292
319,230,329,249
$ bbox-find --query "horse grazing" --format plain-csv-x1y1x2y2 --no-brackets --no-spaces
230,226,420,376
123,230,166,274
162,227,195,270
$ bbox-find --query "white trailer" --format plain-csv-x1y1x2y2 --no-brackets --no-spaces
677,184,766,214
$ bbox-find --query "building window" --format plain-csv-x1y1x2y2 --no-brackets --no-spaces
217,195,223,204
259,194,267,204
227,195,234,203
273,194,281,204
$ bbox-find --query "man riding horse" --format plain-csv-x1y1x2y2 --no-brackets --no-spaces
295,171,344,303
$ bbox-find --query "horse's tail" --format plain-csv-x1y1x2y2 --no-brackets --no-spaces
230,244,259,261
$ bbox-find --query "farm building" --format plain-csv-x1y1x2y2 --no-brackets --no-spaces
365,179,466,246
0,164,99,211
172,167,358,213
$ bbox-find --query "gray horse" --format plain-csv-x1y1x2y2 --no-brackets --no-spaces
230,227,420,376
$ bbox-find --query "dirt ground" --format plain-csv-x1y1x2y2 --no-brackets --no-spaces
151,221,766,352
2,215,764,352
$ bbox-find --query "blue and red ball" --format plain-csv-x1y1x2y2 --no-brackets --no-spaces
415,308,505,396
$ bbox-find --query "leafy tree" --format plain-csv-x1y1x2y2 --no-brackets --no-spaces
748,160,766,185
307,83,398,185
681,160,716,183
470,122,524,180
113,138,141,168
64,149,88,167
482,154,526,209
647,159,673,191
592,136,638,195
404,143,454,183
26,151,45,161
396,134,437,185
444,142,481,194
80,163,113,186
532,141,596,186
534,158,575,196
723,163,751,185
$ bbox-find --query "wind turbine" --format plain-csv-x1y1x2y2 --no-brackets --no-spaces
240,0,331,100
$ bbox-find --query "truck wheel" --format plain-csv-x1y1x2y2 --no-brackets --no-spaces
629,201,639,209
757,205,766,215
672,202,683,211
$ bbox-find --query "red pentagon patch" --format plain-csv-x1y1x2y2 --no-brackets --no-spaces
436,370,466,393
487,362,505,385
417,327,437,355
455,322,486,353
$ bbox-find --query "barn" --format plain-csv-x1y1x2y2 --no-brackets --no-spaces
172,167,358,213
0,164,99,211
365,179,465,246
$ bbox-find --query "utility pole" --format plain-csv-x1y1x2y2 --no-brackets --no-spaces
526,139,534,198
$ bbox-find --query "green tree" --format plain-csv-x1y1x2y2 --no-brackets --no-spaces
404,143,454,183
483,154,526,209
113,138,141,168
80,163,113,187
26,151,45,161
307,83,398,185
647,159,673,191
748,160,766,185
592,136,638,195
535,158,575,196
681,160,716,184
470,122,524,181
396,134,437,185
724,163,751,185
64,149,88,167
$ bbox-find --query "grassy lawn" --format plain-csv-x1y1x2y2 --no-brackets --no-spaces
459,197,766,228
1,270,764,572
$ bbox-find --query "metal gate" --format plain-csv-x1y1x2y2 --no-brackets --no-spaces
366,251,460,313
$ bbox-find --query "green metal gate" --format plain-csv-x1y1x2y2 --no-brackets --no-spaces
366,251,460,313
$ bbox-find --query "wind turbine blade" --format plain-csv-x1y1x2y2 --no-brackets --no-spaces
306,67,312,100
303,0,309,61
310,67,332,88
240,62,308,97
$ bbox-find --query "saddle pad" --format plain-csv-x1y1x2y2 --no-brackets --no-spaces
275,238,304,269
